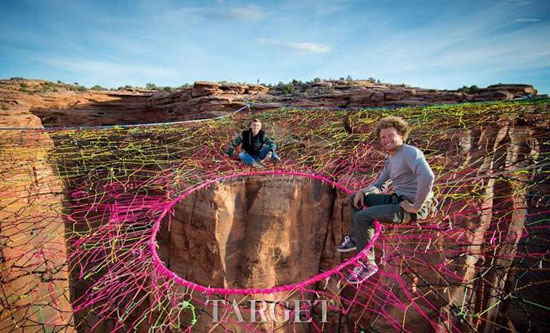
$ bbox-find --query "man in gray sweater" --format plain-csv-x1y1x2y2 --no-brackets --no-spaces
340,116,435,284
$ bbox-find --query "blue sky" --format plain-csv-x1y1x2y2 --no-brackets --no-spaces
1,0,549,93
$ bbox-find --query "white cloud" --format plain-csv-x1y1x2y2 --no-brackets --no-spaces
501,0,532,5
515,17,541,23
259,39,331,54
315,4,346,14
305,1,550,91
283,42,331,53
159,4,266,23
229,5,266,21
158,7,203,22
345,3,550,74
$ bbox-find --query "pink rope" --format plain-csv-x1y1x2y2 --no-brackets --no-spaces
149,170,382,295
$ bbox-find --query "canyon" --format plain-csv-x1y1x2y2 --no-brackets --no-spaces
0,78,548,332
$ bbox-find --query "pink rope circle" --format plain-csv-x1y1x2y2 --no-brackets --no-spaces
150,170,382,295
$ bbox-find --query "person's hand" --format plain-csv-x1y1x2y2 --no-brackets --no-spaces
353,191,364,209
400,200,420,213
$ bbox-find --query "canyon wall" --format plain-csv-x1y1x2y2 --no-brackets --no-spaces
0,109,75,331
0,79,547,332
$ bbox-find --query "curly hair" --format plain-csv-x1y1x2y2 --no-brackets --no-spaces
375,116,411,140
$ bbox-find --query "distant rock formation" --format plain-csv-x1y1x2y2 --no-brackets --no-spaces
0,78,540,127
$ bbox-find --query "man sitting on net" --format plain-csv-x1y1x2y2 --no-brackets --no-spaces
226,118,281,168
339,116,435,284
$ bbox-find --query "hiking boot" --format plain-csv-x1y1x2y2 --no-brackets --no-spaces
337,235,357,252
273,156,282,164
346,261,378,284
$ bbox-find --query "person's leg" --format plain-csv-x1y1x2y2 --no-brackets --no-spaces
349,193,393,238
337,194,362,252
238,152,256,166
354,203,407,262
258,146,281,162
344,193,393,257
348,193,361,238
258,146,271,160
339,193,392,252
348,203,402,283
247,153,265,168
347,195,411,283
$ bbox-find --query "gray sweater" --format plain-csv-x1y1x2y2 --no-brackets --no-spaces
362,144,434,210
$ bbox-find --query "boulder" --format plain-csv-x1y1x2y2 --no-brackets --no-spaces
192,81,222,98
485,84,537,96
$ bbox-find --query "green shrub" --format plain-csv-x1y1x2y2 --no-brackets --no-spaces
281,84,293,94
457,85,480,94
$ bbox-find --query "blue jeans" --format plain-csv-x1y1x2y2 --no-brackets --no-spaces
238,146,279,166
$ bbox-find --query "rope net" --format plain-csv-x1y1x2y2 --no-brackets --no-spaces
1,99,549,332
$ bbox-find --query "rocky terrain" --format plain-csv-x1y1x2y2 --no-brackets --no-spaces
0,78,539,128
0,77,548,332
